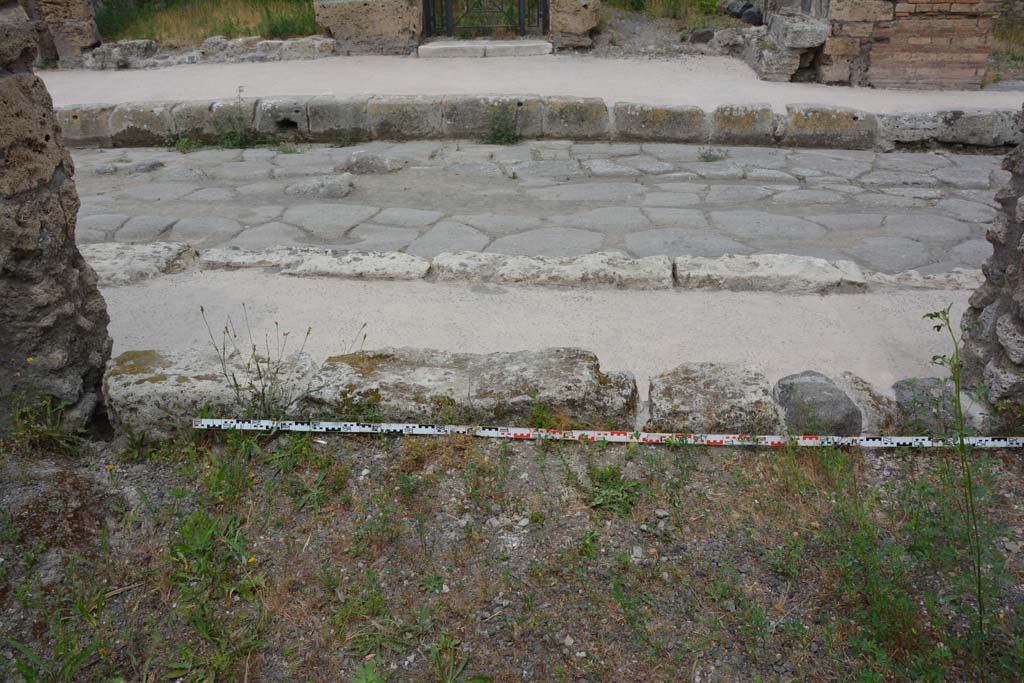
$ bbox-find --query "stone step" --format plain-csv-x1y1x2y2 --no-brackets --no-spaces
417,39,552,58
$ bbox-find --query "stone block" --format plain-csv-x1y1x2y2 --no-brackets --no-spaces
773,371,863,435
79,242,197,286
306,347,638,427
108,101,175,146
418,41,486,58
254,96,310,136
171,98,258,142
307,95,371,142
937,109,1021,147
484,39,552,56
709,104,775,145
892,376,991,435
368,95,444,139
830,0,894,22
875,111,940,148
314,0,421,54
646,362,784,434
550,0,599,47
612,102,705,142
104,349,318,439
442,95,544,138
674,254,866,293
432,251,674,288
542,97,610,140
767,14,828,49
780,105,876,149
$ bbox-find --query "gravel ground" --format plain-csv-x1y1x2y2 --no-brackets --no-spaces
1,428,1022,681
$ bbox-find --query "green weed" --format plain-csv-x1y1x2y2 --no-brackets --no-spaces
586,465,643,517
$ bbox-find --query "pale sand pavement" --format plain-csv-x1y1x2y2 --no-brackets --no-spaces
44,54,1024,112
102,270,967,401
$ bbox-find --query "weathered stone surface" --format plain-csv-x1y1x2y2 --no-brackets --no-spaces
780,105,876,149
335,151,406,174
1,3,110,428
709,104,775,145
307,95,370,142
542,97,609,140
892,377,990,436
307,347,637,427
284,173,355,198
56,103,113,147
104,349,317,438
646,363,784,434
314,0,421,54
773,371,862,435
674,254,866,293
613,103,706,142
487,227,604,257
79,242,197,285
172,98,256,143
281,249,429,279
368,95,444,139
432,251,673,288
442,95,544,138
254,96,310,136
938,110,1020,148
549,0,600,48
109,101,175,146
767,15,828,49
406,222,488,257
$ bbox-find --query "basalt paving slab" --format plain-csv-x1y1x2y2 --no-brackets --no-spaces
71,141,1004,273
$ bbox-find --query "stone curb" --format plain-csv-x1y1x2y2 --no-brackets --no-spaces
102,346,964,439
86,243,984,292
57,96,1022,151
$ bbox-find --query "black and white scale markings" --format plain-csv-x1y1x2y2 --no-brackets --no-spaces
193,419,1024,449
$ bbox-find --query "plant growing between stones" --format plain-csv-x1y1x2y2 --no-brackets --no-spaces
429,634,490,683
482,106,520,146
200,304,315,419
697,146,728,162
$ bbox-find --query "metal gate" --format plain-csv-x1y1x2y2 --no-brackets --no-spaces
423,0,549,37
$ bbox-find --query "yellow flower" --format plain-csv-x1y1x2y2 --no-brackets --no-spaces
247,555,256,564
25,357,33,363
98,646,107,657
106,463,114,472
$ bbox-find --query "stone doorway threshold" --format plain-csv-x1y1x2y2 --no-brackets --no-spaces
417,39,552,58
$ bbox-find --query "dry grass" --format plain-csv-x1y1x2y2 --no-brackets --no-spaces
986,19,1024,83
96,0,319,46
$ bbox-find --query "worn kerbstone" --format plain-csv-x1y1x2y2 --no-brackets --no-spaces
674,254,866,293
613,102,706,143
773,371,862,435
172,98,257,142
307,95,371,142
442,95,544,138
937,110,1020,148
109,101,175,146
254,96,311,136
432,251,674,288
780,105,876,149
646,363,784,434
306,347,638,428
368,95,444,139
709,104,775,145
542,97,610,140
892,377,991,435
104,349,318,439
281,249,430,279
56,103,113,146
79,242,197,285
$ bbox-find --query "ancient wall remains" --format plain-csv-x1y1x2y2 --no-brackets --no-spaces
17,0,100,66
0,1,111,428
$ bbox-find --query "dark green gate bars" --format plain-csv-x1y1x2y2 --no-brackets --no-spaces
423,0,549,37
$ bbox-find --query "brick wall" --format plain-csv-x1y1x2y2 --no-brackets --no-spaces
816,0,998,89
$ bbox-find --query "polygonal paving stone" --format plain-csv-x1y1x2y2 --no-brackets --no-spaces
374,207,445,227
949,239,992,267
706,185,775,203
508,160,582,178
642,192,701,207
859,171,939,187
883,215,972,242
406,221,490,257
554,207,650,234
344,224,420,251
78,214,130,234
625,228,752,258
167,216,244,246
453,213,544,235
571,142,642,158
526,182,645,202
237,181,287,196
487,227,604,257
227,222,315,250
617,155,675,174
282,204,380,238
211,161,274,181
936,198,996,223
807,213,885,231
787,153,872,179
187,187,236,201
854,193,927,209
682,161,745,179
746,168,798,182
882,187,945,199
874,152,950,172
654,181,708,193
932,166,992,189
642,209,708,228
271,164,338,178
641,144,705,162
771,189,845,205
710,210,828,240
844,237,932,272
582,159,641,177
122,182,200,201
115,215,178,242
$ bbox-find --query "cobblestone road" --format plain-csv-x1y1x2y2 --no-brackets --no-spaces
73,140,1005,273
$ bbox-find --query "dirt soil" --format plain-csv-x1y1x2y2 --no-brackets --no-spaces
1,425,1022,682
589,8,743,60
